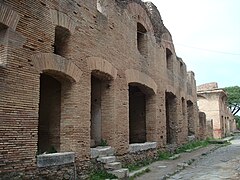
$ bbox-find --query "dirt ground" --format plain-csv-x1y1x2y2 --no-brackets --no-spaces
136,136,240,180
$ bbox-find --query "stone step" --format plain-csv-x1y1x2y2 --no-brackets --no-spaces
91,146,115,158
104,162,122,170
97,156,116,164
109,168,129,179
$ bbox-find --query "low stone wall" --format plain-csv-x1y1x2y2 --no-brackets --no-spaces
0,160,91,180
117,147,158,166
37,152,75,168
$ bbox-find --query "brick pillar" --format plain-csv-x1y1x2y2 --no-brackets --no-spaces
165,92,178,145
101,80,116,147
60,72,91,160
179,98,188,144
114,72,129,155
146,94,158,142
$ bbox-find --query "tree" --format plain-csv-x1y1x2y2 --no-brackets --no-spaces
224,86,240,116
234,115,240,129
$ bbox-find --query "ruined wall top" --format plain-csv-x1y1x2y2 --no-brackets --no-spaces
197,82,227,100
187,71,195,81
116,0,171,43
197,82,218,92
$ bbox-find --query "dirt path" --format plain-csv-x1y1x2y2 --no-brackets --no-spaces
136,137,240,180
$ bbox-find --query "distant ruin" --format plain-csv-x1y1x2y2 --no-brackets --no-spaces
197,82,236,139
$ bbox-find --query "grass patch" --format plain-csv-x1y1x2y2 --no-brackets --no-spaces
157,151,173,160
125,140,210,177
125,151,173,173
175,140,209,154
89,170,117,180
124,158,154,172
99,139,108,146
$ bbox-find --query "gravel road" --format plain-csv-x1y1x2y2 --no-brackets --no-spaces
136,136,240,180
168,136,240,180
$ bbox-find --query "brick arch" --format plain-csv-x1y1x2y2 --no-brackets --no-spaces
127,3,154,33
31,53,82,83
162,32,175,53
50,9,76,34
0,4,20,30
87,57,117,80
125,69,157,94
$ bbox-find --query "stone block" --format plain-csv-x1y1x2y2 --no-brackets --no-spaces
37,152,75,167
109,168,129,179
104,162,122,170
91,146,115,158
129,142,157,153
97,156,116,163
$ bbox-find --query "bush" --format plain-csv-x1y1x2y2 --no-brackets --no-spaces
175,140,209,154
99,139,108,146
89,170,117,180
157,151,173,160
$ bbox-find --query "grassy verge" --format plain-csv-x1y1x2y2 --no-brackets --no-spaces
126,140,210,173
124,158,154,172
89,170,117,180
157,151,173,160
175,140,209,154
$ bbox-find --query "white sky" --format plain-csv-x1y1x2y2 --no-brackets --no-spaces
144,0,240,88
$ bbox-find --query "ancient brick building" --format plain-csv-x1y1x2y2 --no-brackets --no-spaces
0,0,200,178
197,82,236,139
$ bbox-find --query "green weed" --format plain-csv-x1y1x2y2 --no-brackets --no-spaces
157,151,173,160
175,140,209,154
124,159,153,172
89,170,117,180
99,139,108,146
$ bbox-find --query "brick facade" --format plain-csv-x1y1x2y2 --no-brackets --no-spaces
0,0,200,178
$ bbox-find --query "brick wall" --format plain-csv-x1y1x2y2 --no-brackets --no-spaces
0,0,200,177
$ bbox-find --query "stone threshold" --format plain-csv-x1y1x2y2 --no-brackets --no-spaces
37,152,75,167
129,142,157,153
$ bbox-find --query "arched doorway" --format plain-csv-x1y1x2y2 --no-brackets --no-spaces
165,92,177,144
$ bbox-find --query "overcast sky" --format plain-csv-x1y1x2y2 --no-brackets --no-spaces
145,0,240,88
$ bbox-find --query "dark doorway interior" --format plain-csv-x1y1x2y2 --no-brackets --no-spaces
187,100,194,136
91,76,102,147
165,92,177,144
38,74,61,154
129,85,146,143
